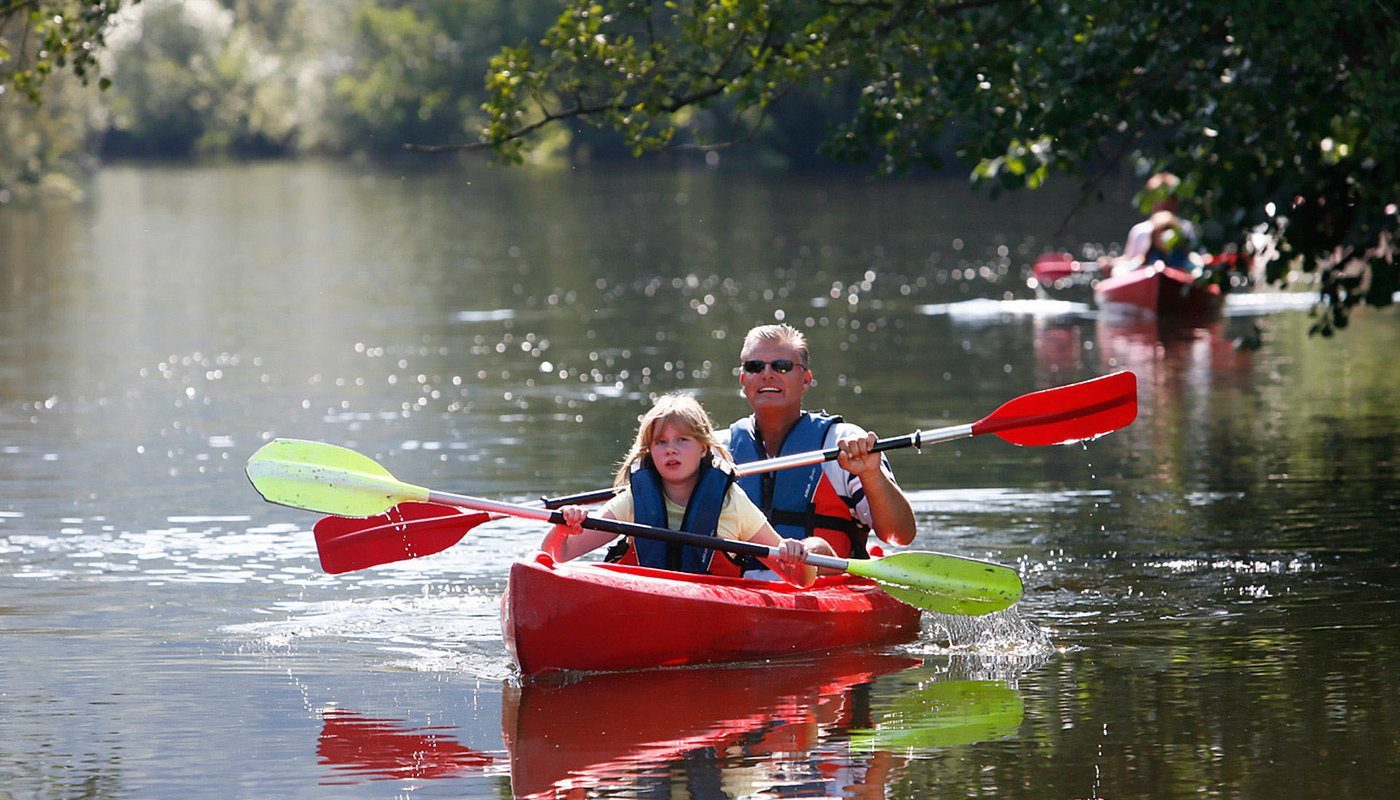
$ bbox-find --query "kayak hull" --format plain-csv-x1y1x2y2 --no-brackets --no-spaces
1094,264,1222,319
502,552,922,676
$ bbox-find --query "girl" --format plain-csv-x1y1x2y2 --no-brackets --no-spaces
541,393,818,587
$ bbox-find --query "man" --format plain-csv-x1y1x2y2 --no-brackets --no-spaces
1106,172,1202,274
723,323,917,573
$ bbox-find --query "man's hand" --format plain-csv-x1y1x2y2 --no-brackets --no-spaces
835,432,883,478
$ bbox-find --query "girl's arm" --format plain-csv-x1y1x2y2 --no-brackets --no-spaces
749,523,817,588
539,505,621,562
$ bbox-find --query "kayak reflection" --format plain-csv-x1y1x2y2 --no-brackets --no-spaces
1034,314,1255,389
503,652,1024,799
317,708,494,783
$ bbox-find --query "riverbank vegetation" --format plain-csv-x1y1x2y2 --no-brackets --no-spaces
3,1,1394,328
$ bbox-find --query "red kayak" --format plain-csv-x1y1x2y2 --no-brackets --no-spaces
1093,264,1222,318
502,552,922,676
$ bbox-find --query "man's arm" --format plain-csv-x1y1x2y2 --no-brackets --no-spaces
834,430,918,547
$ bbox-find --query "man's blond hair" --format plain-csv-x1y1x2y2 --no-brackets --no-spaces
741,323,810,368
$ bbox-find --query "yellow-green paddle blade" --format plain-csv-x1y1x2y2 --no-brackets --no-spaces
846,551,1023,616
245,438,430,518
849,679,1024,751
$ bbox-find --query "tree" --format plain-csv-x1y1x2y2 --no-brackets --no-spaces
458,0,1397,332
0,0,138,104
99,0,310,158
328,0,562,157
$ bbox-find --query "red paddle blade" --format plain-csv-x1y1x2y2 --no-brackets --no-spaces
1033,253,1077,281
971,371,1137,446
312,501,495,574
1033,253,1108,282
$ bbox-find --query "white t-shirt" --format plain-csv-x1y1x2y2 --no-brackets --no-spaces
1122,217,1199,263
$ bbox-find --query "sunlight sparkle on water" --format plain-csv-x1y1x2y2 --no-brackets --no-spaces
1150,557,1315,574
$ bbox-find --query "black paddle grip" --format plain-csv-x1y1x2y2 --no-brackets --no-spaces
555,512,774,560
541,487,621,508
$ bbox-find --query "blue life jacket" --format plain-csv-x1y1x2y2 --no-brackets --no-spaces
628,455,735,574
728,412,868,562
1145,245,1193,270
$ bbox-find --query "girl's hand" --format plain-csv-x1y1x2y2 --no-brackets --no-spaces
802,536,841,575
558,505,588,533
775,537,807,566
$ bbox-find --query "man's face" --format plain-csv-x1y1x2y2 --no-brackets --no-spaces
738,339,810,413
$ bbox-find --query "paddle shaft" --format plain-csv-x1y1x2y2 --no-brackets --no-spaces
543,427,965,508
426,488,848,570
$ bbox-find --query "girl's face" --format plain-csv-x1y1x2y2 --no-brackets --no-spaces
648,421,706,486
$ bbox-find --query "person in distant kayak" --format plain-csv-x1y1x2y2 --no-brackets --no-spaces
723,323,917,577
542,392,820,587
1105,172,1203,274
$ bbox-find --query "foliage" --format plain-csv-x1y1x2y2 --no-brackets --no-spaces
0,63,100,198
327,2,470,155
0,1,129,197
99,0,320,157
472,0,1399,323
327,0,559,156
3,0,1394,332
0,0,135,104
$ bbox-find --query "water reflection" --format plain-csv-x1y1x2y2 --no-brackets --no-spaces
310,653,1032,797
503,653,922,798
1094,316,1254,391
318,708,496,783
849,678,1023,751
1029,313,1259,420
504,653,1029,799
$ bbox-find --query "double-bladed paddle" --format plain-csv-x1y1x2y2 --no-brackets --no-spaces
304,370,1137,574
547,369,1137,506
246,439,1024,615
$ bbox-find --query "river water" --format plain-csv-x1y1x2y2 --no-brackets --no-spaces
1,161,1395,798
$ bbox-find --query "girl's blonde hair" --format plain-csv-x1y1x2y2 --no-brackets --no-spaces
614,393,732,486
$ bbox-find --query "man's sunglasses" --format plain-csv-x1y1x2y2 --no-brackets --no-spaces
741,359,801,374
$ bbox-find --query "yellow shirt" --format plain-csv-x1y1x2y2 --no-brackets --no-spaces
599,483,770,543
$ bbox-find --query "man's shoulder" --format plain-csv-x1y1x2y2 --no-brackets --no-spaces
824,418,870,442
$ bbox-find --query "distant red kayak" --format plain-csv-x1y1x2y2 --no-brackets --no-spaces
502,552,922,676
1094,264,1222,318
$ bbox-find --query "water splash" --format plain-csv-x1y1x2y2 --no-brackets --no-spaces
224,589,514,676
919,606,1056,659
